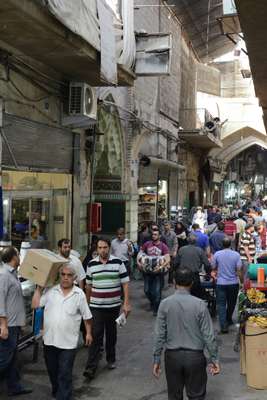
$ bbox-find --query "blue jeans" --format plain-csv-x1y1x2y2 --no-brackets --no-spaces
216,284,239,329
43,345,76,400
144,274,162,312
0,326,22,393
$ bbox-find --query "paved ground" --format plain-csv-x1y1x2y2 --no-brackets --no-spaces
1,280,267,399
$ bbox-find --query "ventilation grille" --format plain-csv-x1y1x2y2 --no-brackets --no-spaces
69,86,82,114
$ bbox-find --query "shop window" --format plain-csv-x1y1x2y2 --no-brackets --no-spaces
3,171,71,250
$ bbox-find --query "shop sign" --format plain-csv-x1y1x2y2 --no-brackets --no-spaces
54,216,64,224
95,193,127,201
94,180,121,192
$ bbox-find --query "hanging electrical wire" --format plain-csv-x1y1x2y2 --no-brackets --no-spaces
206,0,211,61
10,55,67,87
100,100,179,143
8,78,51,103
3,97,61,125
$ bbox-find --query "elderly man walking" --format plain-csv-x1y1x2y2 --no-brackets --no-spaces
32,264,93,400
0,247,32,396
153,268,219,400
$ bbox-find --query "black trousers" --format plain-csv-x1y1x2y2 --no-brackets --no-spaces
216,284,239,329
191,273,208,300
43,345,76,400
0,327,21,393
168,257,175,284
86,307,120,371
165,349,207,400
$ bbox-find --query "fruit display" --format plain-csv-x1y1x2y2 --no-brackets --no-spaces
248,316,267,328
247,288,266,304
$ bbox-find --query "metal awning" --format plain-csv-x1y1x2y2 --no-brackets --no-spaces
139,156,185,185
179,130,223,149
147,157,185,171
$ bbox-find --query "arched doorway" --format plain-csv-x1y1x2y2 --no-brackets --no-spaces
93,94,125,236
208,127,267,204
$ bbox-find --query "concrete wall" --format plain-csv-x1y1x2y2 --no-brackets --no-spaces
179,38,197,130
197,63,221,97
215,59,254,98
133,0,181,134
209,59,266,139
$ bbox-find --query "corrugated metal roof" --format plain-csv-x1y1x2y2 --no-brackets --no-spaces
169,0,236,61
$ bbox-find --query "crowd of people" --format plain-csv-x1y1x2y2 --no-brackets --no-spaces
1,200,266,400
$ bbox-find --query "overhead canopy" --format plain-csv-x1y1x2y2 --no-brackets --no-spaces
43,0,100,51
169,0,236,61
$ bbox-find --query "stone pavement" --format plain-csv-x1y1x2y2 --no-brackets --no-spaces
1,280,267,400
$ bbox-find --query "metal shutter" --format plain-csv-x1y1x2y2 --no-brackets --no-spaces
2,114,73,172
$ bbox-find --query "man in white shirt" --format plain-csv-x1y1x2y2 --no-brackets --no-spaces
32,264,92,400
234,212,246,250
111,228,133,275
58,238,86,289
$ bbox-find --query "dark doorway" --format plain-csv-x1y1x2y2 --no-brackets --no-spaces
189,191,196,209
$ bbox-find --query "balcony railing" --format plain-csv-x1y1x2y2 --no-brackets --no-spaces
179,108,221,139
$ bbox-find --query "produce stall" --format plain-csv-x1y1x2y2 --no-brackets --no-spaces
239,265,267,389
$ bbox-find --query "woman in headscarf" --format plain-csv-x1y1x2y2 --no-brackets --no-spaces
175,221,188,248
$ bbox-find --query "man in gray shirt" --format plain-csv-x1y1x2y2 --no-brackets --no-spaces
175,235,211,299
153,268,219,400
0,246,32,396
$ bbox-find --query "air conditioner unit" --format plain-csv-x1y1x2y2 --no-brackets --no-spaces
62,83,97,128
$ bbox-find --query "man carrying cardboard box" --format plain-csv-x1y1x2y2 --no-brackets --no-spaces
0,246,33,396
58,239,86,289
32,263,93,399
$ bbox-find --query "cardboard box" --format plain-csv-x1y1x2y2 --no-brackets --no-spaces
19,249,67,287
245,321,267,389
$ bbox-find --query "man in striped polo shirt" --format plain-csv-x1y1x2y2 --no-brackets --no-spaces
239,224,255,278
84,237,130,379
